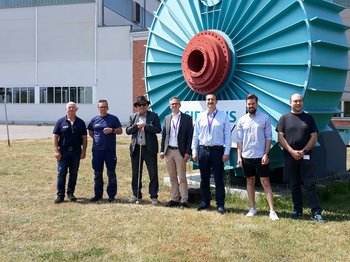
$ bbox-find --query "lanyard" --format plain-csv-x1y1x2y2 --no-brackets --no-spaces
207,109,217,133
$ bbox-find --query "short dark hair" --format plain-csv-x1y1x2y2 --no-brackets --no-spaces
245,93,258,102
98,99,109,108
98,99,108,105
169,96,180,102
205,93,217,100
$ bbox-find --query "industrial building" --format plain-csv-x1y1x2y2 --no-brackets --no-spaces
0,0,160,124
0,0,349,126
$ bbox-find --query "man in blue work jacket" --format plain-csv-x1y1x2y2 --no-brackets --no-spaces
88,99,122,203
53,102,87,204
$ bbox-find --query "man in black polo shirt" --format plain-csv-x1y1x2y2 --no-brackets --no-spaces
53,102,87,204
276,94,324,222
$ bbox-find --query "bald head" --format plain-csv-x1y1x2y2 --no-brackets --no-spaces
290,93,303,114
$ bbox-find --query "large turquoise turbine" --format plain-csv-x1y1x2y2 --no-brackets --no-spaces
144,0,349,177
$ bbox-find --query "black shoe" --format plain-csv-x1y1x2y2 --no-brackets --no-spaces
67,194,77,202
108,197,116,203
180,202,188,209
54,196,64,204
90,196,102,202
217,206,225,214
289,210,303,219
165,200,179,207
197,201,209,211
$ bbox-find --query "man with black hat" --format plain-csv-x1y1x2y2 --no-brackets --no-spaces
126,95,162,205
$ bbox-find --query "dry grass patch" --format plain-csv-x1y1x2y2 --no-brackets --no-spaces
0,139,349,261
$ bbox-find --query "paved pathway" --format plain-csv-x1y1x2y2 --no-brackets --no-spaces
0,125,130,141
0,124,53,140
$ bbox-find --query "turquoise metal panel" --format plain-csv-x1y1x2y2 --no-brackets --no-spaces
144,0,349,171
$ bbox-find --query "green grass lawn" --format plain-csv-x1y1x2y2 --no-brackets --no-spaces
0,138,349,261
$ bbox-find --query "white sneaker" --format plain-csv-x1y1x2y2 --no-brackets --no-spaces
151,198,158,205
269,211,279,221
246,208,257,217
128,195,138,203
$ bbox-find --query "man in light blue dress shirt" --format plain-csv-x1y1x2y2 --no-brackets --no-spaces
236,94,279,221
192,93,231,214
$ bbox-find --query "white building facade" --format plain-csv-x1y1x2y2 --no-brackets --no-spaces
0,0,159,124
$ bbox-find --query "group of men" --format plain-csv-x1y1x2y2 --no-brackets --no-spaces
53,92,324,222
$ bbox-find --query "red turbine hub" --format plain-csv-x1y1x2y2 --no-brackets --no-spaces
182,31,231,94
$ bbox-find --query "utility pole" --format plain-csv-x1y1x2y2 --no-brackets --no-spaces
3,94,11,147
144,0,146,28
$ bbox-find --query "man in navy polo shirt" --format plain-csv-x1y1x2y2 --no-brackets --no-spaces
53,102,87,204
88,99,122,202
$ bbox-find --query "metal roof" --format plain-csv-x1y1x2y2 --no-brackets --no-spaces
0,0,95,9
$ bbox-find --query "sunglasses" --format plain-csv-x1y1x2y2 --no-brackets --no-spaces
137,103,148,107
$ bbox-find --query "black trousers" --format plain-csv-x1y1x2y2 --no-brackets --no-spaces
131,145,159,199
284,154,322,214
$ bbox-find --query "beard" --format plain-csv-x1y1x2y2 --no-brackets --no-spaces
248,108,257,114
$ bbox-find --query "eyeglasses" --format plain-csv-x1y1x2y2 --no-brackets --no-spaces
98,106,107,108
137,104,148,107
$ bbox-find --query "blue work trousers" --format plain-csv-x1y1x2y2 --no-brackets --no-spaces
92,149,117,198
198,146,225,207
57,148,81,197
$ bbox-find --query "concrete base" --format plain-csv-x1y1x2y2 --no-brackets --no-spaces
163,173,249,199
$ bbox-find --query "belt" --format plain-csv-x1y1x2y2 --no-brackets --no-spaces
199,145,224,151
61,146,80,151
168,146,178,150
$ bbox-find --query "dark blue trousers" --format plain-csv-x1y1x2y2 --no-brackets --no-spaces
92,149,117,198
198,146,225,207
57,148,81,197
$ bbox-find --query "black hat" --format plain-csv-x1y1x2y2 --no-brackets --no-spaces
133,96,150,107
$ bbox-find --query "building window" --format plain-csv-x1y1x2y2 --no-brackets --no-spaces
39,86,93,104
13,88,20,103
70,87,77,102
62,87,69,103
6,88,12,103
0,87,35,104
29,87,35,103
0,88,4,102
40,87,47,103
55,87,62,103
47,87,54,103
344,101,350,117
21,87,28,103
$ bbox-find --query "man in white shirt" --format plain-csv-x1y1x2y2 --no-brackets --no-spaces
237,94,279,221
192,93,231,214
